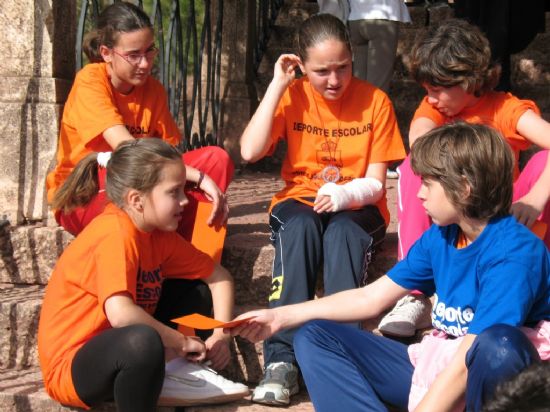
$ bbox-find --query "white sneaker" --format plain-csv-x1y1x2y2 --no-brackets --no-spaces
378,295,432,337
158,358,249,406
386,169,399,179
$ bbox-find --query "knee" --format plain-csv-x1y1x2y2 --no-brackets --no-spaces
123,324,165,367
285,212,322,236
324,218,370,242
207,146,234,179
468,324,539,371
294,320,332,358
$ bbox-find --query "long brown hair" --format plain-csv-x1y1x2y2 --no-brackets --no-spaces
51,139,182,212
82,2,153,63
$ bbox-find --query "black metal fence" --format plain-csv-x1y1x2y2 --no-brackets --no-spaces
75,0,282,151
253,0,284,72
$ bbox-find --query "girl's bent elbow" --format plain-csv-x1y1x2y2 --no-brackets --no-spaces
240,147,258,163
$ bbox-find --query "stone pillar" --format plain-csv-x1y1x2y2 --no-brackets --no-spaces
218,0,258,165
0,1,75,285
0,0,75,225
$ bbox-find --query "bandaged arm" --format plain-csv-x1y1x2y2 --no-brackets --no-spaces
317,177,384,212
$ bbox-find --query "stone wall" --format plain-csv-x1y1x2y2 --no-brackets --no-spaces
0,0,75,226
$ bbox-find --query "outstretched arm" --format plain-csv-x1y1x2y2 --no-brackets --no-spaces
229,276,409,342
240,54,301,163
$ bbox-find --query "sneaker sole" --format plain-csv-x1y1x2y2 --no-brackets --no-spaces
378,322,416,337
251,384,299,406
158,390,249,407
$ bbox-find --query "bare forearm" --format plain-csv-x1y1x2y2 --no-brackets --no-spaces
102,125,135,149
527,154,550,206
107,298,186,349
240,79,287,162
275,277,406,331
209,277,234,323
416,334,475,412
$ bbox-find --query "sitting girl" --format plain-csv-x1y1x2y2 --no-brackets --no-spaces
39,139,248,411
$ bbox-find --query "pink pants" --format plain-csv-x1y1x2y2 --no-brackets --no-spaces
56,146,234,242
407,320,550,411
397,149,550,260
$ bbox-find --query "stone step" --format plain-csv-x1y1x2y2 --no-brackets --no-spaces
0,223,72,285
0,172,399,371
0,283,265,380
0,367,314,412
0,284,42,370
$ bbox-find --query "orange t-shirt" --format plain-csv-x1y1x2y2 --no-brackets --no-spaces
46,63,181,202
269,77,406,225
413,91,540,177
38,203,214,408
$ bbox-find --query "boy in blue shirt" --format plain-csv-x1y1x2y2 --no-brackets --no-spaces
230,122,550,412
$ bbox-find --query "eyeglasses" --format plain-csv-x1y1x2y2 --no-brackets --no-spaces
112,47,158,66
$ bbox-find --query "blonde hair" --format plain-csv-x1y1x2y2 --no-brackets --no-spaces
51,139,182,212
411,122,513,220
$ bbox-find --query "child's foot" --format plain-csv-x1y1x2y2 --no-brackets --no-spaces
378,294,432,337
159,358,249,406
252,362,299,406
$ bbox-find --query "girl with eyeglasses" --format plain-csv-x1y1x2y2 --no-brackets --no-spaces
46,0,234,378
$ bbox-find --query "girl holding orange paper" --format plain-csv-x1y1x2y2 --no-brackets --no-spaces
39,139,248,411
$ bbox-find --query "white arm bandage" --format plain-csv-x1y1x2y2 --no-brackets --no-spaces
317,177,384,212
96,152,112,168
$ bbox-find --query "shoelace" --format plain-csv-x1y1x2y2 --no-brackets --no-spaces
388,297,423,316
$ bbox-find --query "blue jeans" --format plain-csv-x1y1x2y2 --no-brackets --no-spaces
294,321,540,412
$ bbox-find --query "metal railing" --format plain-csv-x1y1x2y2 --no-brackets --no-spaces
253,0,284,72
75,0,284,150
76,0,223,151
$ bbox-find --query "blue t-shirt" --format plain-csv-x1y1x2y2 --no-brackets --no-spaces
388,215,550,337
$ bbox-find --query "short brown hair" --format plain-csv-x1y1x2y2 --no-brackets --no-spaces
408,19,500,96
410,122,513,221
297,13,352,62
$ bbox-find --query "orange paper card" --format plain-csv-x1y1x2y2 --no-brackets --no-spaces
172,313,254,330
190,202,226,263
